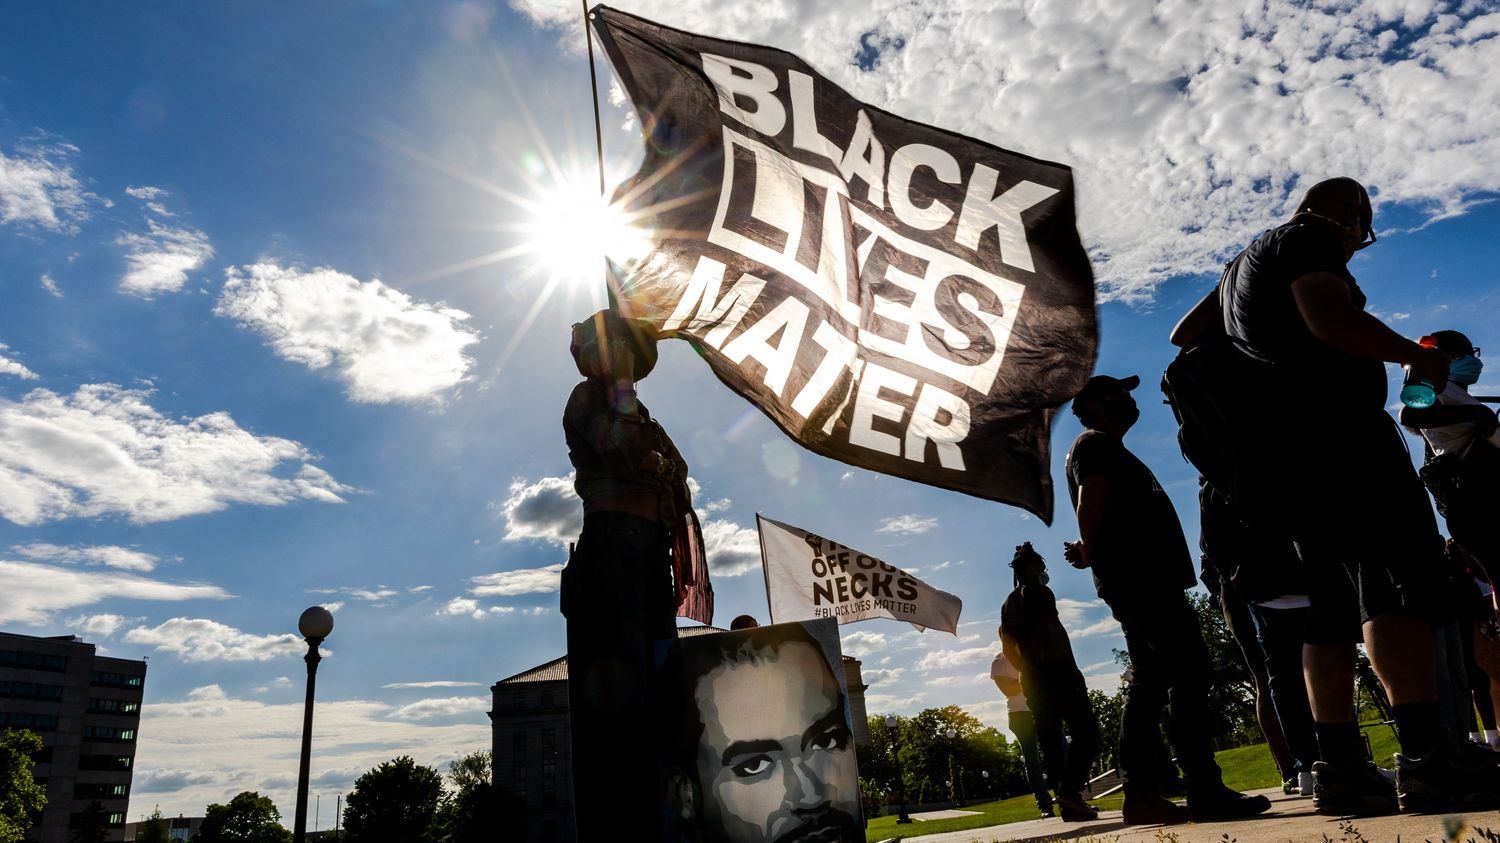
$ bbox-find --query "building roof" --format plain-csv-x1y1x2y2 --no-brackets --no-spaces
494,625,856,686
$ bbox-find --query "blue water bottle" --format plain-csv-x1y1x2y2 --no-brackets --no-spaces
1400,336,1439,409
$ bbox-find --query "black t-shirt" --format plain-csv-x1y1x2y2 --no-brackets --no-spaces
1000,583,1082,690
1065,430,1195,604
1222,220,1387,409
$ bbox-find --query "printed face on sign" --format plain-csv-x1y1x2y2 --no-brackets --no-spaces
669,625,862,843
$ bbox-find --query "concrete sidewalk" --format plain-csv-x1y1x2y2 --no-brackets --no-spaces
887,788,1500,842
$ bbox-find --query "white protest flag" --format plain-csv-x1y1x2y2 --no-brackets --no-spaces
757,514,961,633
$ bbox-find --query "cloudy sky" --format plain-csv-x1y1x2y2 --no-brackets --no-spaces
3,0,1499,824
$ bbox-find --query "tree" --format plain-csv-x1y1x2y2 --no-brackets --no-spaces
1186,590,1259,748
343,756,443,843
190,791,291,843
66,800,108,843
137,807,170,843
865,707,1026,807
434,750,521,843
0,729,46,843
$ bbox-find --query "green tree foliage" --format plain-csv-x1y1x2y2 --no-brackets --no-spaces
343,756,443,843
1088,687,1125,773
434,750,525,843
137,807,170,843
66,800,108,843
865,707,1026,807
1187,590,1259,748
190,791,291,843
0,729,46,843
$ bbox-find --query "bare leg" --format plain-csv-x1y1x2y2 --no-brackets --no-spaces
1305,642,1355,722
1364,615,1437,705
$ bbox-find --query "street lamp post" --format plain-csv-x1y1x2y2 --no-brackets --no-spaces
884,715,910,824
944,727,965,806
293,606,334,843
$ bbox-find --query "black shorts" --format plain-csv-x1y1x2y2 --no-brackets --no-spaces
1250,411,1445,625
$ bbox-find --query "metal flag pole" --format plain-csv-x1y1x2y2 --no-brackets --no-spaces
580,0,616,308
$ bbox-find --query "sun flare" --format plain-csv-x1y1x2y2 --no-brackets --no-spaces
520,172,655,290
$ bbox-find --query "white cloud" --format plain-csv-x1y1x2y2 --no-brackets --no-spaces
116,219,213,297
0,344,39,380
381,680,485,689
123,618,307,662
1056,597,1123,640
0,560,228,625
438,597,480,617
345,587,397,602
0,383,352,525
498,475,581,545
877,514,937,535
387,696,491,720
840,630,889,658
699,515,761,577
0,141,100,232
469,564,563,597
13,542,161,571
67,613,134,638
216,263,480,404
861,667,905,686
511,0,1500,301
40,275,62,297
915,645,994,671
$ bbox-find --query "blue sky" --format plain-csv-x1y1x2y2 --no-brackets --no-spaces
3,0,1499,823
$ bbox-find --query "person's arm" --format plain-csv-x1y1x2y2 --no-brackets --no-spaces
1170,287,1224,348
1290,272,1449,388
1399,402,1500,433
1069,475,1110,569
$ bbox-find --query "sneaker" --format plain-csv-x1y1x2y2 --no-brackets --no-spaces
1295,770,1315,797
1395,745,1500,813
1121,788,1189,826
1055,791,1099,822
1038,806,1055,818
1186,784,1272,822
1311,759,1398,816
1281,777,1297,795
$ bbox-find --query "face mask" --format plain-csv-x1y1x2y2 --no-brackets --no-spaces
1450,356,1483,386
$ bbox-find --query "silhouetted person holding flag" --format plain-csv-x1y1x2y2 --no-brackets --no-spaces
1065,374,1271,824
562,308,711,842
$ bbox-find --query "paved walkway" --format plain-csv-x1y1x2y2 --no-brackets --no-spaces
886,788,1500,842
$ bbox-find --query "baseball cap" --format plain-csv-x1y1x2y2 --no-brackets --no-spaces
1073,374,1140,405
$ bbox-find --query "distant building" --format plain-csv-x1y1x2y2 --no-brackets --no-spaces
122,814,201,841
1,631,147,843
489,625,869,843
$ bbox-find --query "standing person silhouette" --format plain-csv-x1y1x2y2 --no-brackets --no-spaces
998,543,1098,821
1065,374,1271,824
562,308,711,842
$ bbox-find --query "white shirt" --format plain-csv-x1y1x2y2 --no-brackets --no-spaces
1422,383,1500,456
990,652,1028,714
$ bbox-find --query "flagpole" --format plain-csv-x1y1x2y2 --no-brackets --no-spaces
580,0,616,308
756,513,777,624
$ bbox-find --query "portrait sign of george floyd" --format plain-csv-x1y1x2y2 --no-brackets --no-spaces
758,514,962,633
592,6,1097,522
663,619,863,842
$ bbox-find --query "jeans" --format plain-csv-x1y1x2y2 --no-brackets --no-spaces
1248,603,1319,774
1009,710,1053,810
1025,671,1100,795
1112,592,1222,791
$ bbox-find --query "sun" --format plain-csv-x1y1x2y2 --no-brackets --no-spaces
517,171,655,293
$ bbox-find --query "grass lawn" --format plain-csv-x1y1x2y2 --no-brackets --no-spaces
865,722,1403,842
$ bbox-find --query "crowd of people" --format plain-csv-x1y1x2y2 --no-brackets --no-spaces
996,177,1500,823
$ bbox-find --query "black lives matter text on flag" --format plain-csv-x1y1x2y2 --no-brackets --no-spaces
591,6,1096,522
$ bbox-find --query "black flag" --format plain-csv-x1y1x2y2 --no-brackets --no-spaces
592,6,1096,522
